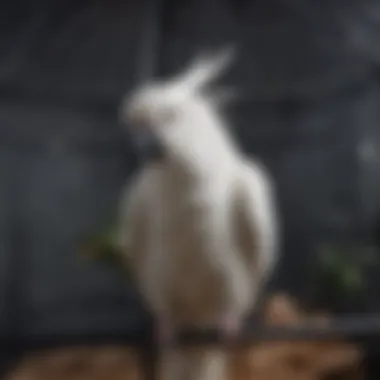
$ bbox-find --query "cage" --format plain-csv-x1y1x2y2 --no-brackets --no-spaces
1,0,380,379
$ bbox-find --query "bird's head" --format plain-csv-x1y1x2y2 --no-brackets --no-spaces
119,46,239,169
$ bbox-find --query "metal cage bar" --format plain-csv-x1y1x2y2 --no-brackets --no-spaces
2,314,380,351
134,0,164,378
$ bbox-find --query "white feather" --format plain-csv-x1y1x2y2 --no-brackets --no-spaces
118,45,280,380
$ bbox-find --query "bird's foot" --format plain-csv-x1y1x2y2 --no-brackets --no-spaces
155,319,175,347
218,313,241,344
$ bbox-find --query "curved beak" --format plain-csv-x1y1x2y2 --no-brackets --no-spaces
129,131,165,160
120,100,165,161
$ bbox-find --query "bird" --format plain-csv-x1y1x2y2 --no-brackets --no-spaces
117,45,280,380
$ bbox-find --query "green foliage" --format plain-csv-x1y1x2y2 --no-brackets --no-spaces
78,222,122,266
317,243,378,294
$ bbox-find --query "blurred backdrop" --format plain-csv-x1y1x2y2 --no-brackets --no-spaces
1,0,380,378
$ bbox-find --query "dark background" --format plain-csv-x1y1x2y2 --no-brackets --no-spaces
1,0,380,369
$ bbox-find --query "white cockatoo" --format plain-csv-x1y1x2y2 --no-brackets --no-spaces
117,46,280,380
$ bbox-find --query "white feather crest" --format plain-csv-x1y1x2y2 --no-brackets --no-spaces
175,45,237,92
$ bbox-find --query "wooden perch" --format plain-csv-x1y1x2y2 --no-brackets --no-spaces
6,294,365,380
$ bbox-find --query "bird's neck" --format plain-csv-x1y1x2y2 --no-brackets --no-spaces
166,142,241,188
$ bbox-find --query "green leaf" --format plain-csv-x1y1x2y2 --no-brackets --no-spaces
344,268,363,288
78,223,119,262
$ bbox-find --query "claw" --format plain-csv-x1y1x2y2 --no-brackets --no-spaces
219,314,241,343
156,319,174,346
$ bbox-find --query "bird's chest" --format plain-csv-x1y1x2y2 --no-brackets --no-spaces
147,187,232,321
156,194,214,261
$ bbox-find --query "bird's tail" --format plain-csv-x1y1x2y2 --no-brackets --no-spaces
160,346,228,380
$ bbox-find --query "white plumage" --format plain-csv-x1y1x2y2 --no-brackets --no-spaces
117,46,280,380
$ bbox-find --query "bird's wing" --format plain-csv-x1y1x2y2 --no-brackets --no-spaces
232,160,280,287
117,167,169,317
